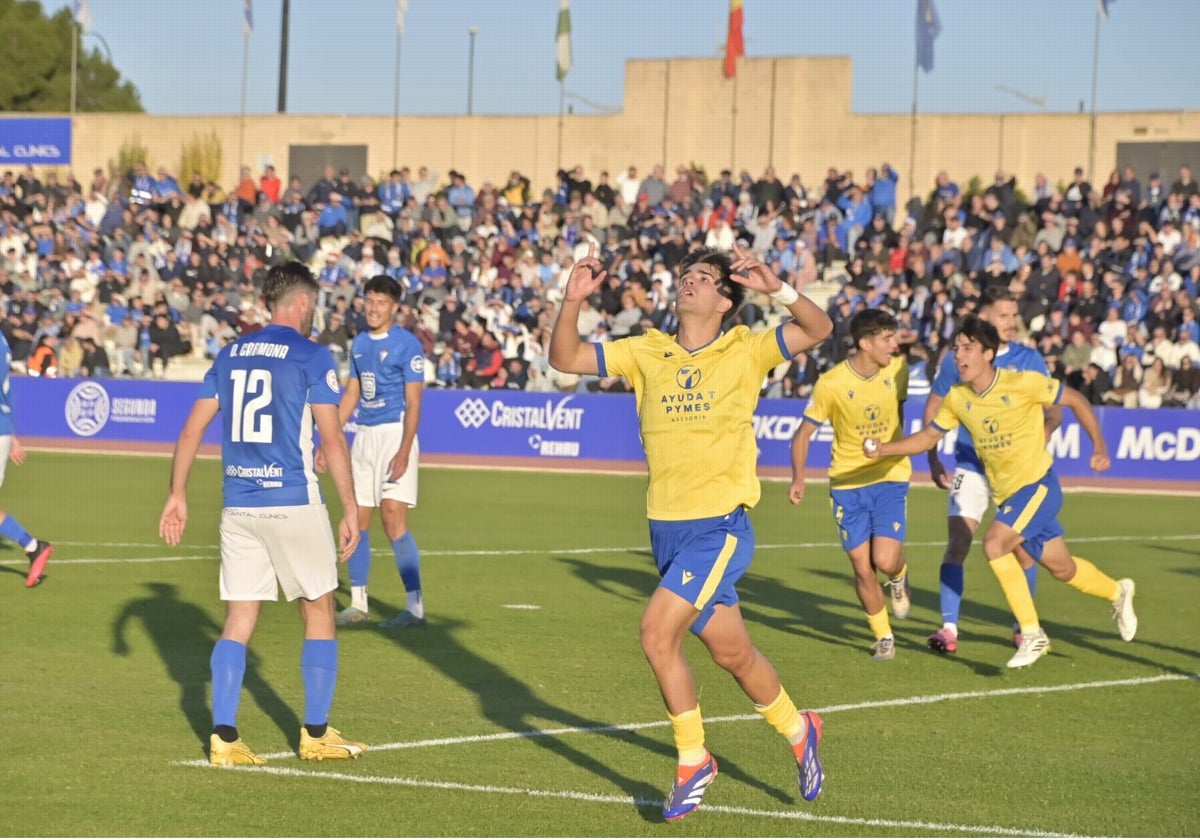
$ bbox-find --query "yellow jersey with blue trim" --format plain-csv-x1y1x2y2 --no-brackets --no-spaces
932,369,1063,505
803,355,911,489
597,325,791,520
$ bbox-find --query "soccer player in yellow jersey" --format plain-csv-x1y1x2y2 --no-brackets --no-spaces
550,243,833,820
789,310,912,661
864,316,1137,669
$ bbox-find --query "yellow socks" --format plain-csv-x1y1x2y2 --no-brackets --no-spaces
1067,557,1120,601
890,563,908,583
667,706,707,766
989,553,1040,633
866,607,893,641
754,687,805,745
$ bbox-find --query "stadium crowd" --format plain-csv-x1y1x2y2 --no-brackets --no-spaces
1,154,1198,407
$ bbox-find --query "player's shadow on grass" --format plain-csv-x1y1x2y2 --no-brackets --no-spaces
368,595,794,819
110,582,301,755
0,545,31,582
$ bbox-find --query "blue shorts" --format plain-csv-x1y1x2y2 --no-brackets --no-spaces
994,470,1065,560
649,507,754,635
829,482,909,552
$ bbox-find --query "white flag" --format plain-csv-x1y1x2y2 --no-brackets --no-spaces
556,0,571,82
73,0,93,33
397,0,408,34
243,0,253,36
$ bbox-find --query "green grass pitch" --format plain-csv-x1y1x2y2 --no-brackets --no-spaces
1,451,1197,836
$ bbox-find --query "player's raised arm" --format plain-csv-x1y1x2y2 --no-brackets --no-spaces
730,244,832,355
788,419,820,504
865,424,946,461
1057,385,1111,472
549,242,607,375
160,397,219,546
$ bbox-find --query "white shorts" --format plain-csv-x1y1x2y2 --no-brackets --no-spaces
947,467,991,523
352,422,419,508
219,504,339,602
0,436,9,488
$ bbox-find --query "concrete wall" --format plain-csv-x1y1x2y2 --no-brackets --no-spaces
12,55,1199,201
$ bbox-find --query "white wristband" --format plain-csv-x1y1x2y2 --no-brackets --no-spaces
769,284,800,305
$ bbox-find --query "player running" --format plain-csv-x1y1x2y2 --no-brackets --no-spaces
924,288,1061,654
789,309,912,660
864,315,1136,669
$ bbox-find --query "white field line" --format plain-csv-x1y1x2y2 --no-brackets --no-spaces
208,764,1075,838
176,673,1193,767
15,532,1200,566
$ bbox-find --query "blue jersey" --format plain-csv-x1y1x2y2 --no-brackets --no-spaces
199,324,341,508
0,332,13,436
931,341,1049,473
349,326,425,427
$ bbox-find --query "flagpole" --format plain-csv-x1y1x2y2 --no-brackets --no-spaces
556,82,565,172
729,69,738,172
1087,3,1102,182
70,19,78,121
908,57,919,206
392,24,403,168
239,28,249,170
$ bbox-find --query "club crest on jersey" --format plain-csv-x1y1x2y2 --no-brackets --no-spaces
676,365,702,390
361,371,377,401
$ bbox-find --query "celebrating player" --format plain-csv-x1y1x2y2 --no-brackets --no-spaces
0,330,52,587
326,275,428,629
549,243,832,820
924,288,1061,654
159,261,367,765
789,309,912,660
864,315,1136,669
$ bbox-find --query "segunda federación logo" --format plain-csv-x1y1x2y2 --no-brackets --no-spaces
64,381,111,437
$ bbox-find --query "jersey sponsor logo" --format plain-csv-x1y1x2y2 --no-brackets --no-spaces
225,463,285,485
864,404,880,421
1116,426,1200,461
454,396,584,431
983,417,1000,435
361,371,377,401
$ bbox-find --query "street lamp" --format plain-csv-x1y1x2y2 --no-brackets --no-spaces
467,26,478,116
83,31,112,64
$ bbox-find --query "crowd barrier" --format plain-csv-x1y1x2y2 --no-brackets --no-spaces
10,378,1198,482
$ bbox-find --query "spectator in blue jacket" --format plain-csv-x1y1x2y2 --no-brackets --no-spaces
447,171,476,227
866,164,898,225
317,193,350,238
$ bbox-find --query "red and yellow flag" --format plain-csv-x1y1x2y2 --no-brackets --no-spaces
724,0,744,78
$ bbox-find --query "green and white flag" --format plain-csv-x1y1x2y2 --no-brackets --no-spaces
556,0,572,82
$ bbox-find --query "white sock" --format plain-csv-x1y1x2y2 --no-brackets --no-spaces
407,589,424,619
943,622,958,636
351,585,368,613
24,538,38,553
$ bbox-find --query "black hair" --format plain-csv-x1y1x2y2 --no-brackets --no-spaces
363,274,403,302
978,286,1016,311
848,308,898,349
953,314,1001,357
261,260,318,311
678,246,744,314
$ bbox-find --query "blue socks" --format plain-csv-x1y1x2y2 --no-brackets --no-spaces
301,639,338,727
210,639,247,728
939,562,965,626
392,532,421,594
0,515,33,549
348,530,371,587
1024,562,1038,599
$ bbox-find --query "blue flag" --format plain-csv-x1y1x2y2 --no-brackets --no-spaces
916,0,940,73
243,0,253,36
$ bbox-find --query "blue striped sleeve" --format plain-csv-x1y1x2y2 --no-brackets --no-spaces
775,323,794,361
594,343,607,377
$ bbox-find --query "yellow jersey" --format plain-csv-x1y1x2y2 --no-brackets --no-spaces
599,325,789,520
932,369,1063,504
803,355,911,489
